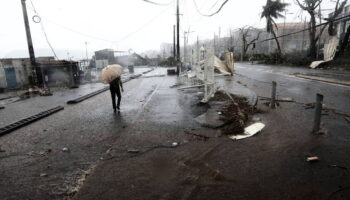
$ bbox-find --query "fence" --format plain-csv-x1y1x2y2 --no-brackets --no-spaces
184,42,217,103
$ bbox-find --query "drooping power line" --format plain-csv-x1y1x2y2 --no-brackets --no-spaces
193,0,230,17
143,0,173,6
30,0,59,59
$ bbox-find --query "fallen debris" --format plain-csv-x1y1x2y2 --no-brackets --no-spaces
172,142,179,147
304,103,315,109
259,96,294,102
177,84,205,90
40,173,48,177
306,156,319,162
229,122,265,140
252,116,261,122
212,91,257,135
329,165,348,171
170,83,184,88
127,149,140,154
62,147,69,152
194,108,227,129
143,74,166,78
279,97,294,102
345,117,350,123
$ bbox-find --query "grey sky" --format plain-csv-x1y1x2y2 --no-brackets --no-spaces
0,0,337,59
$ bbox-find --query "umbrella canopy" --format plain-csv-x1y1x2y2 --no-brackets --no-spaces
99,64,123,84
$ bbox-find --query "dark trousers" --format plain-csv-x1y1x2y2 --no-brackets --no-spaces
110,86,121,110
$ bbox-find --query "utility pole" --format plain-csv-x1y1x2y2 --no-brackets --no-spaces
85,41,89,61
218,27,221,54
21,0,37,85
317,4,322,59
213,33,216,56
301,17,306,51
197,36,199,63
183,30,194,69
184,31,186,67
173,25,176,61
176,0,180,75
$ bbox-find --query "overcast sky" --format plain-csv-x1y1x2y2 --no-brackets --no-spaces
0,0,337,59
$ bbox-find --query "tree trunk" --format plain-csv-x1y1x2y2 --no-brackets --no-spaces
337,24,350,57
241,36,246,61
309,12,317,59
271,29,282,58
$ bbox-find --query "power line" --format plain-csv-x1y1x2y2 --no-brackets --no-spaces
29,0,58,59
143,0,173,6
257,13,350,44
116,3,173,43
193,0,230,17
36,1,173,45
44,18,117,44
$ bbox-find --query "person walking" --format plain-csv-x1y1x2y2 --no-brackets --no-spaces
109,77,124,112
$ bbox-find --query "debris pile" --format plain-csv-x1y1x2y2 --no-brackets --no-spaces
212,91,258,135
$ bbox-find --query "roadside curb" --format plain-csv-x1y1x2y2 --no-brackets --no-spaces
295,73,350,86
0,106,64,137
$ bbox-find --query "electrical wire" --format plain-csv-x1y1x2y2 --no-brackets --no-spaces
143,0,173,6
193,0,230,17
257,13,350,44
116,2,174,43
29,0,59,59
44,18,117,43
35,0,173,46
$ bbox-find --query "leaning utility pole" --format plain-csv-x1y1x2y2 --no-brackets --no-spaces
176,0,180,75
173,25,176,60
21,0,37,85
184,31,187,66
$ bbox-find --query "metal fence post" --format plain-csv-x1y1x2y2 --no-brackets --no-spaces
313,93,324,133
270,81,277,108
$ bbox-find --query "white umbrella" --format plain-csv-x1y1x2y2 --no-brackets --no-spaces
99,64,123,84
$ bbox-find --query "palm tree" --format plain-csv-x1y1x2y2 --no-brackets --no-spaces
261,0,288,58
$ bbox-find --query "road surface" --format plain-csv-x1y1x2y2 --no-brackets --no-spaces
234,63,350,113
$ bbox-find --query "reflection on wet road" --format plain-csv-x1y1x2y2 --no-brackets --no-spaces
235,63,350,113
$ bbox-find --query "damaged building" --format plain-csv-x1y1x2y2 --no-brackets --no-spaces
0,57,80,91
94,49,149,69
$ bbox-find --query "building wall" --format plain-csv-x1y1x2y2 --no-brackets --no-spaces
95,59,109,69
12,59,31,87
0,62,6,89
0,59,31,89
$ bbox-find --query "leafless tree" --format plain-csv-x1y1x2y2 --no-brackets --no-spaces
239,26,262,61
327,0,347,36
295,0,326,58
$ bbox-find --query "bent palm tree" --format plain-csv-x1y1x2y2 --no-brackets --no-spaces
261,0,288,58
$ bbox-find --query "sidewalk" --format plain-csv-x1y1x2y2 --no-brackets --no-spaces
0,68,151,127
73,73,350,200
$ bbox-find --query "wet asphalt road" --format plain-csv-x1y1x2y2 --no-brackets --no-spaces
0,67,186,200
1,65,350,200
234,63,350,113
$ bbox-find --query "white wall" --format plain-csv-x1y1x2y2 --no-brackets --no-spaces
95,59,109,69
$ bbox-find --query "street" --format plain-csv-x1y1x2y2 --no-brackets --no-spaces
234,63,350,113
1,65,350,200
2,0,350,199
